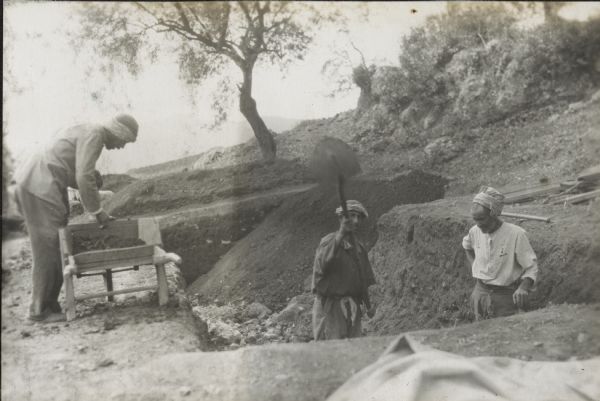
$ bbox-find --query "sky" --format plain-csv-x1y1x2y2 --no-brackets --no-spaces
4,1,600,173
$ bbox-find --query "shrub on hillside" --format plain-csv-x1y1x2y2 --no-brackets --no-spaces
374,6,600,134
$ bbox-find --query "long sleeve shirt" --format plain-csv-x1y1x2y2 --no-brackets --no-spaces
15,124,106,215
311,232,376,299
462,222,539,286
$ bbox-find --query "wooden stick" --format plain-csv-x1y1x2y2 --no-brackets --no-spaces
75,285,157,301
155,264,169,306
64,266,76,321
501,212,551,222
504,184,561,204
560,189,600,205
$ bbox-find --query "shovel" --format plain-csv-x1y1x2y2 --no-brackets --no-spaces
309,137,362,216
309,137,372,311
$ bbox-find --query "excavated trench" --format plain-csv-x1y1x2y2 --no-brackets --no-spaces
171,175,599,351
366,198,600,335
182,170,452,349
69,169,600,352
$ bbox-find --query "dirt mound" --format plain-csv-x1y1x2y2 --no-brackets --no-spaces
100,174,136,193
72,234,146,254
366,197,600,335
106,158,311,217
189,170,448,310
161,201,281,285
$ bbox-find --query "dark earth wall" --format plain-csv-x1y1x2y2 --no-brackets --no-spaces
367,198,600,335
190,170,448,310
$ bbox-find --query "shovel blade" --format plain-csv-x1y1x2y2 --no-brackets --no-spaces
310,137,361,184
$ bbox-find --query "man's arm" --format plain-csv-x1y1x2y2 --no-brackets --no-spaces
513,230,539,308
464,249,475,269
462,231,475,276
75,129,104,215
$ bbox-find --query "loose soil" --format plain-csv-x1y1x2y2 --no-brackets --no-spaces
1,234,203,401
158,183,314,285
100,174,137,193
72,235,146,254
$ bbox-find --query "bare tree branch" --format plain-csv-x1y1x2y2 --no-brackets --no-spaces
350,40,367,67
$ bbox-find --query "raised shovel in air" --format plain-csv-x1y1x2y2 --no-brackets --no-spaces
309,136,362,217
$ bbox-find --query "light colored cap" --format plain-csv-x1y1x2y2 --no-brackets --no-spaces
335,200,368,218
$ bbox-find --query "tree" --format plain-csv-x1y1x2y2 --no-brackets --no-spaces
321,39,377,111
74,2,339,162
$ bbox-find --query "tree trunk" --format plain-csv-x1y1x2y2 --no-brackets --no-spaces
239,67,276,162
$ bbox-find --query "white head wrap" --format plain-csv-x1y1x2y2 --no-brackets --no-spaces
335,200,369,218
473,186,505,217
103,115,137,143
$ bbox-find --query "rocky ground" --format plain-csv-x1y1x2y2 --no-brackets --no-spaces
3,232,598,401
1,233,203,401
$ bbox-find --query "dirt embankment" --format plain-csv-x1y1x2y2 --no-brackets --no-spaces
106,159,311,218
161,202,281,285
100,174,137,193
189,170,448,310
367,197,600,335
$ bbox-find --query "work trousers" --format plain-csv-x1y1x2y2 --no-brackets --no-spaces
14,185,68,318
313,294,363,341
471,279,519,321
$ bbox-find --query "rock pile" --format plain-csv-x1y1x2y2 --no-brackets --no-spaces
191,294,314,351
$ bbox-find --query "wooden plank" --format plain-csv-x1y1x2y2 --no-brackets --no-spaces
75,285,158,301
58,228,73,256
504,184,562,204
75,256,156,272
577,164,600,182
64,272,76,321
561,189,600,204
156,264,169,306
104,270,114,302
76,266,139,278
501,182,552,195
501,212,551,222
73,245,154,265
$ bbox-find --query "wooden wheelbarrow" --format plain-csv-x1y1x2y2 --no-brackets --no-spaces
59,217,181,321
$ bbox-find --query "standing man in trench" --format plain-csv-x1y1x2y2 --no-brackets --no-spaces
312,200,377,340
462,186,539,321
14,113,139,322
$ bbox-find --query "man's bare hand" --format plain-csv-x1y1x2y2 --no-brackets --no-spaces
338,215,354,234
513,288,529,309
96,210,116,229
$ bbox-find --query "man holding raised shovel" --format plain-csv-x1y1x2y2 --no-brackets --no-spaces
310,137,377,340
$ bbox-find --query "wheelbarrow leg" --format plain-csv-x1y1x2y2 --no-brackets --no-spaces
63,268,76,321
103,269,114,302
155,264,168,306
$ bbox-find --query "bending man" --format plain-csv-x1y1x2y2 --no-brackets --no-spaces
312,200,377,340
463,186,539,321
14,114,139,322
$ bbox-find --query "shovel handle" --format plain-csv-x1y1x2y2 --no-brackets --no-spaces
331,155,349,217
